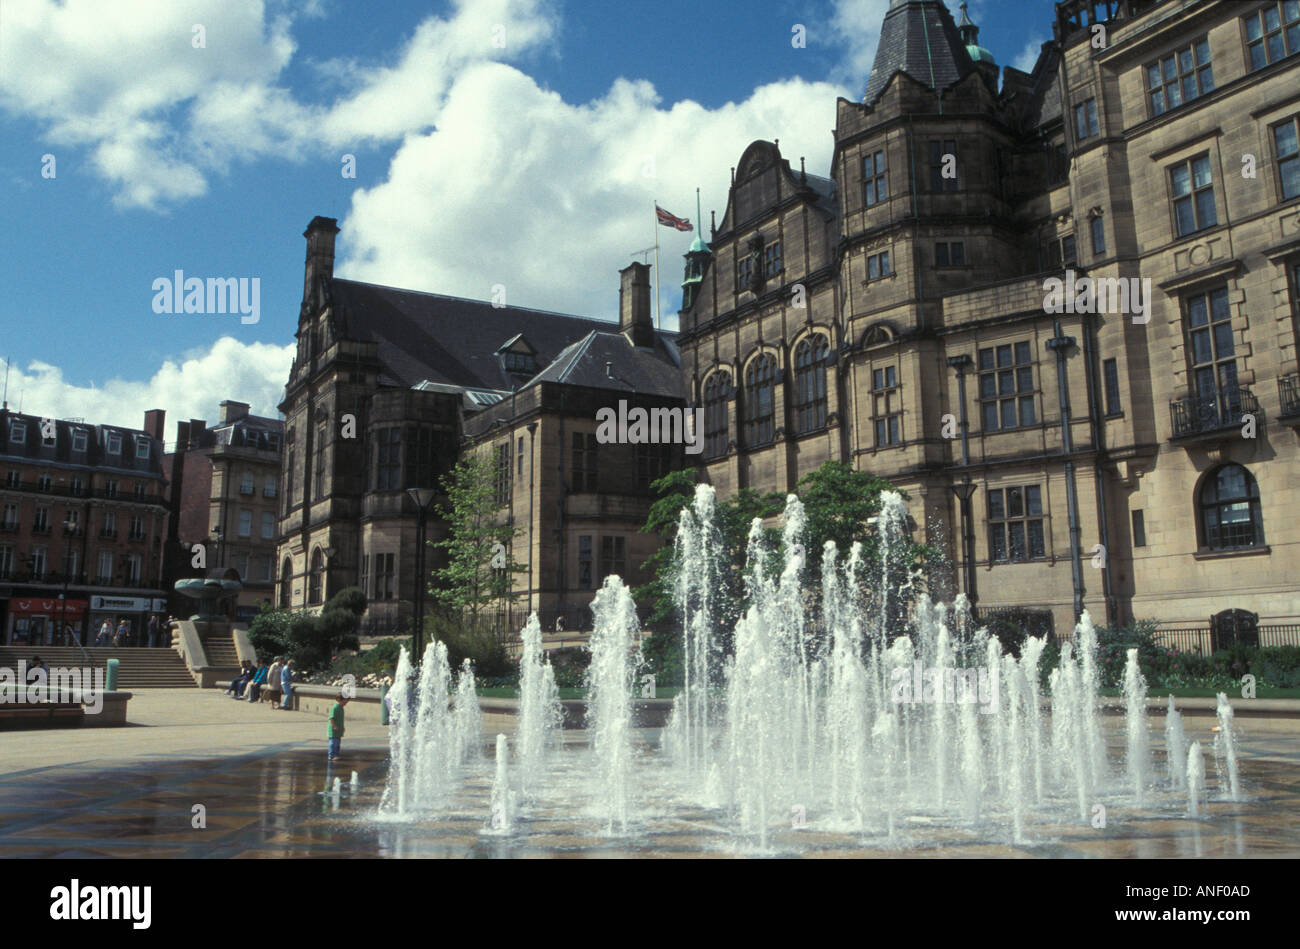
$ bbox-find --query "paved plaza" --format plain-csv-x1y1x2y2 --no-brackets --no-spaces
1,691,1298,858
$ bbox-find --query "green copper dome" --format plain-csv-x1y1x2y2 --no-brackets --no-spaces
688,234,709,254
966,44,994,64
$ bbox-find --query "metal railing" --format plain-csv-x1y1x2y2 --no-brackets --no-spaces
1170,385,1259,438
1279,373,1300,418
1152,624,1300,654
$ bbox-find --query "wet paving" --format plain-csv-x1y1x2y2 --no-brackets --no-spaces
1,725,1298,858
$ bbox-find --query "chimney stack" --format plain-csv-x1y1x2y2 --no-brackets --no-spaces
618,262,654,348
303,216,340,307
219,400,250,424
143,409,166,442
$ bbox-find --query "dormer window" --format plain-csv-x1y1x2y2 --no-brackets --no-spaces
503,351,536,374
497,334,538,375
106,432,122,454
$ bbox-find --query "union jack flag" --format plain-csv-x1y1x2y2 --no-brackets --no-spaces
655,204,693,232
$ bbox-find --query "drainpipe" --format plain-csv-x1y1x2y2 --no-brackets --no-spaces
1046,321,1085,623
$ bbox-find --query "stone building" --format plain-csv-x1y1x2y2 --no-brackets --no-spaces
161,401,284,622
276,218,683,633
676,0,1300,635
0,406,169,645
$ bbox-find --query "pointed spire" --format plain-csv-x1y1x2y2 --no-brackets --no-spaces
863,0,975,105
957,2,978,46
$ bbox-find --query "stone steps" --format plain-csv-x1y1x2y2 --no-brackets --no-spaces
0,646,197,688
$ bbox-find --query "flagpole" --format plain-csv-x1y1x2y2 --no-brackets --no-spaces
653,199,661,331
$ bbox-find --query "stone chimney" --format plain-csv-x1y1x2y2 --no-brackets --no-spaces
619,262,654,348
219,400,250,424
303,216,340,307
143,409,166,442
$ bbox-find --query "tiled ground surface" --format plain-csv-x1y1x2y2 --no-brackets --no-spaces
1,708,1297,858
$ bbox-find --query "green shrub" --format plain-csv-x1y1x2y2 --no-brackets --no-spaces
424,611,512,678
641,629,683,687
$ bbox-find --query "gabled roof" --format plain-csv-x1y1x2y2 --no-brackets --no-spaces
524,330,682,398
862,0,976,106
326,278,615,392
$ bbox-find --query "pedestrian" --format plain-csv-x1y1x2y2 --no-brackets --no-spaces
226,660,253,698
327,691,349,760
147,614,159,648
279,658,294,710
266,655,283,707
96,619,112,647
114,618,129,647
245,660,269,702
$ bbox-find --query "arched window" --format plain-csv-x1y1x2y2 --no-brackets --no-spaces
308,547,324,605
863,324,893,347
279,557,292,607
793,336,829,433
743,355,775,447
704,371,732,458
1199,464,1264,551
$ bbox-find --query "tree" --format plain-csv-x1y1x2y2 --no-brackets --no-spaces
431,451,526,636
245,587,364,672
635,461,935,669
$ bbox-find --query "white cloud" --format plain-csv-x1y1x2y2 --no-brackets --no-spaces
1012,38,1046,75
829,0,890,92
0,0,559,209
4,338,293,441
338,67,845,326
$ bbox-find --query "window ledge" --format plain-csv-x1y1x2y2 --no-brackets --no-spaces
1192,545,1270,561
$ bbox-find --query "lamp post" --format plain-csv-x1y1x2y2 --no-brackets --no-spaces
946,354,979,617
60,516,75,645
406,488,437,659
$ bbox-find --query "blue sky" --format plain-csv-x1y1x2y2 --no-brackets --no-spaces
0,0,1058,436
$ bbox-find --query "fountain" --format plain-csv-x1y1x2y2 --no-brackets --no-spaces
1164,695,1187,791
1187,740,1207,817
487,734,515,834
1123,648,1151,805
516,614,562,799
372,487,1241,850
585,575,642,835
1214,693,1241,802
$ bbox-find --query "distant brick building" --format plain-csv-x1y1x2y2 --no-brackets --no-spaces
0,406,168,645
162,401,284,622
676,0,1300,634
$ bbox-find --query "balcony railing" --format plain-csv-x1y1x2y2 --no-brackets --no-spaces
1280,373,1300,420
31,523,51,535
1170,385,1260,439
99,528,117,539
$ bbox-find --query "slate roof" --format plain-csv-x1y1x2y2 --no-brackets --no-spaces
326,278,682,402
326,278,618,392
524,330,682,398
863,0,976,106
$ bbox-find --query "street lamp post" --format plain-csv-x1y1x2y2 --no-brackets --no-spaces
406,488,437,659
946,354,979,617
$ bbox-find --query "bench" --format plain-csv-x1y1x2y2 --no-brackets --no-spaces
0,701,86,729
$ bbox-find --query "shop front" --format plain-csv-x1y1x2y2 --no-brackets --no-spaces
4,596,89,646
87,595,167,647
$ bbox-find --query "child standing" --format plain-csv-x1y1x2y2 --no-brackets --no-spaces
327,692,349,760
